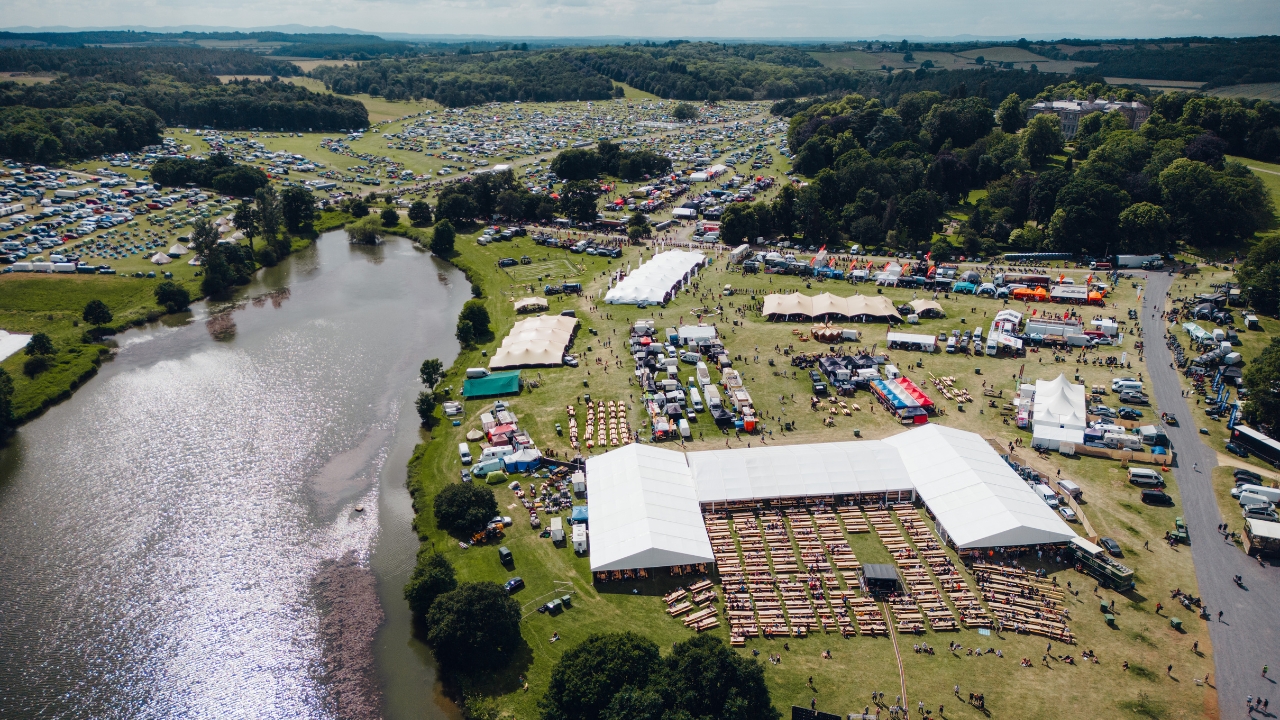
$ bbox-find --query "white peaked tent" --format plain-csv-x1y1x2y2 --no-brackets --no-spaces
604,250,706,305
1031,373,1087,449
585,444,714,572
882,424,1076,548
150,252,172,265
513,297,549,313
761,293,901,321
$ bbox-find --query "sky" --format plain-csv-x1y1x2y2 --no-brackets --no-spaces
2,0,1277,39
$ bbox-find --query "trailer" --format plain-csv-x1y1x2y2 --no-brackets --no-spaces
1067,536,1135,591
1244,518,1280,557
1116,254,1163,269
1230,425,1280,467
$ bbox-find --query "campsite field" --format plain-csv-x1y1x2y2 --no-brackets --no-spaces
410,226,1219,719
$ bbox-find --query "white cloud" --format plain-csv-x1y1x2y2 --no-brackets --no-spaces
1,0,1275,38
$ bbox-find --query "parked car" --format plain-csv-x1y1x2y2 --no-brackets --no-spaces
1099,537,1123,557
1233,468,1263,484
504,577,525,594
563,354,579,367
1225,442,1250,458
1058,506,1078,522
498,257,517,267
1141,489,1174,506
1117,407,1143,420
1092,405,1117,418
1119,391,1149,405
1243,506,1280,522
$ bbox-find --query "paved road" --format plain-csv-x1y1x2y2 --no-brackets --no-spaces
1142,270,1280,718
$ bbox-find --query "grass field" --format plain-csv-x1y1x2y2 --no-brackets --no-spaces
405,227,1220,719
956,47,1052,63
808,51,890,71
615,82,662,101
503,259,582,283
1107,78,1206,90
1210,83,1280,102
808,49,1092,75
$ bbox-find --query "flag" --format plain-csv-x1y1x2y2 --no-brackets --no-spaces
924,251,931,261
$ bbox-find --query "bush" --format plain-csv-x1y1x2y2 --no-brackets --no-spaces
403,549,457,621
346,215,385,245
433,482,498,536
82,299,113,326
257,245,279,267
470,282,483,298
25,332,54,356
22,355,50,377
154,281,191,314
423,582,522,671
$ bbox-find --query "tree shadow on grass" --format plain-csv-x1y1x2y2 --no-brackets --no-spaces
441,633,535,699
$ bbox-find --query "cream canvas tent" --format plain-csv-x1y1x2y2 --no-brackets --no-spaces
605,250,706,305
514,297,549,313
489,315,578,369
150,252,172,265
908,299,945,318
761,293,901,322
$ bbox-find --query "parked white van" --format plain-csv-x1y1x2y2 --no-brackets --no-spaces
1033,483,1059,507
458,443,473,465
689,387,704,412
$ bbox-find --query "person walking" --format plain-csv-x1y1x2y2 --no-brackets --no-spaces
1264,664,1270,678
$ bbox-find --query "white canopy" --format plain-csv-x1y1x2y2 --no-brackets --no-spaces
882,424,1076,548
605,250,706,305
489,315,577,369
585,444,714,572
761,292,901,321
150,252,172,265
0,330,32,362
908,299,945,317
513,297,549,313
688,441,913,503
167,243,189,256
1033,374,1087,431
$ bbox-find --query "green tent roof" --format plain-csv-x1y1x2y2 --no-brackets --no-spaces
462,370,522,398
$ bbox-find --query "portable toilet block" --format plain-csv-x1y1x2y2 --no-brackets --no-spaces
571,471,586,493
571,523,588,554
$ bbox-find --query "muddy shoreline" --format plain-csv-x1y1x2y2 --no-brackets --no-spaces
315,551,386,720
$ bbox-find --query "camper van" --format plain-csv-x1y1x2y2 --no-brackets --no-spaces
689,387,705,412
1104,432,1143,450
480,445,515,462
571,523,588,554
1128,468,1166,487
458,443,473,465
1235,484,1280,505
1112,378,1143,393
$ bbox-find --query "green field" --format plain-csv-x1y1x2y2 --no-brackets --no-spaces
956,47,1054,63
808,51,890,71
407,229,1219,719
1210,83,1280,102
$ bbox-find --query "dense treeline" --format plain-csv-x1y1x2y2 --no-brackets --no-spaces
1067,38,1280,87
723,79,1273,259
0,102,162,162
0,46,300,81
434,170,561,225
550,140,672,182
150,154,269,196
310,42,864,105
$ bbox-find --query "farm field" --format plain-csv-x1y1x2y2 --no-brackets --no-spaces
809,48,1093,75
410,226,1219,719
1209,83,1280,102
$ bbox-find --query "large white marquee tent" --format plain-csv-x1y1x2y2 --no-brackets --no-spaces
761,292,901,321
604,250,706,305
1030,373,1087,449
585,424,1075,570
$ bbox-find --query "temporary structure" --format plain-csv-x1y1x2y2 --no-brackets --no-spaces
149,252,172,265
584,444,714,572
687,441,914,504
810,324,844,342
490,315,578,369
514,297,549,313
1031,373,1087,449
882,424,1076,548
167,243,189,257
907,299,945,318
762,293,901,322
462,370,522,398
604,250,706,305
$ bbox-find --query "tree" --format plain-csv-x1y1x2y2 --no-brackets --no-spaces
550,148,602,182
0,368,13,431
82,299,113,326
403,549,457,622
471,282,484,298
719,203,758,245
423,582,522,671
420,358,444,388
154,281,191,314
431,219,456,257
416,391,437,426
435,192,474,223
540,633,662,720
255,185,283,245
997,93,1025,133
225,204,255,259
456,318,474,346
408,199,434,226
380,206,400,227
25,332,54,356
346,215,385,245
460,299,491,339
433,482,497,535
1117,202,1171,253
672,103,699,121
347,198,370,218
1047,177,1129,255
560,181,601,224
1020,113,1065,166
654,635,779,720
895,189,943,250
1243,338,1280,431
626,212,651,241
280,186,316,232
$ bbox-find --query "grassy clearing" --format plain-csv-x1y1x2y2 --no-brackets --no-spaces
808,51,888,71
408,228,1219,718
615,82,662,101
1210,83,1280,103
956,47,1054,63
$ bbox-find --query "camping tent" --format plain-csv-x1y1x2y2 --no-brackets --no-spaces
167,244,189,257
514,297,549,313
150,253,172,265
604,250,706,305
462,370,522,398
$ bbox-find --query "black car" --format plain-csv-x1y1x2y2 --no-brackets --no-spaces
1225,441,1250,458
1234,468,1263,484
1099,537,1123,557
1141,489,1175,506
1117,407,1143,420
504,577,524,594
498,257,517,267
